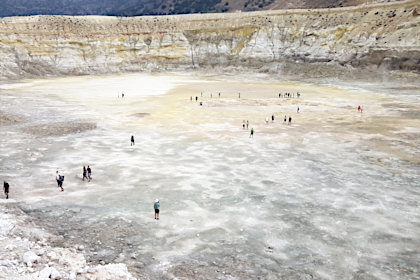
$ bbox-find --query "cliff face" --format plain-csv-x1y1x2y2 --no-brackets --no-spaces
0,0,419,80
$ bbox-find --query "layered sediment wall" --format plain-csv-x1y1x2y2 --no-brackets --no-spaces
0,0,419,80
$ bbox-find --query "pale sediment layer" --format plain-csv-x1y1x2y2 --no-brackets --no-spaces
0,0,419,81
0,73,419,279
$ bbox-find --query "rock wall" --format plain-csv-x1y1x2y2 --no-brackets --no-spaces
0,0,419,80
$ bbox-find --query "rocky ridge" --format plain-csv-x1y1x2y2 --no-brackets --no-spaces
0,201,136,280
0,0,419,81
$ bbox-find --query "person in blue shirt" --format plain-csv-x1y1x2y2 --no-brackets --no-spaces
154,199,160,220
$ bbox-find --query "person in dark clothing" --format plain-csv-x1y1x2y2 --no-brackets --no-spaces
4,181,9,199
284,115,287,124
56,171,64,192
131,135,135,146
87,166,92,182
272,115,275,122
83,166,88,181
195,96,198,101
288,116,292,125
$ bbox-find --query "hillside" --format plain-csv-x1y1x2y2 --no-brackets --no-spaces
0,0,402,17
0,0,418,81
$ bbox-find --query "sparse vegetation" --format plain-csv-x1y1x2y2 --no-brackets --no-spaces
0,0,401,17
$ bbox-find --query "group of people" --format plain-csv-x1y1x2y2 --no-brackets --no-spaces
279,92,300,98
55,165,92,192
83,166,92,182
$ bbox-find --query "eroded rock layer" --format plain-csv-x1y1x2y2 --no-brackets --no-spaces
0,0,419,80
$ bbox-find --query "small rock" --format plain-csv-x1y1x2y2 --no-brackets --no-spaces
100,260,105,265
23,251,40,265
50,267,61,279
77,245,84,251
130,254,136,259
36,249,46,256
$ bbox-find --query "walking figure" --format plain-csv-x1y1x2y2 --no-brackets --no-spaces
131,135,135,146
246,120,249,129
87,166,92,182
219,92,221,98
265,117,269,124
154,199,160,220
83,166,88,181
284,115,287,124
4,181,9,199
297,106,300,113
56,171,64,192
250,128,254,138
238,92,240,99
272,115,275,122
242,120,246,129
288,116,292,125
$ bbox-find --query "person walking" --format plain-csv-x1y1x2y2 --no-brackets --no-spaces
154,199,160,220
246,120,249,130
87,166,92,182
265,117,269,124
272,114,275,122
218,92,221,98
238,92,240,99
195,96,198,101
250,128,254,138
297,106,300,113
4,181,9,199
288,116,292,125
56,171,61,188
56,171,64,192
284,115,287,124
242,120,246,129
83,166,88,181
131,135,135,146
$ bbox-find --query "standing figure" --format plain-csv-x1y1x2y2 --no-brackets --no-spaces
242,120,246,129
297,106,300,113
246,120,249,130
219,92,221,98
195,96,198,101
83,166,88,181
87,166,92,182
250,128,254,138
284,115,287,124
56,171,64,192
154,199,160,220
288,116,292,125
131,135,135,146
3,181,9,199
238,92,241,99
272,115,275,122
265,117,269,124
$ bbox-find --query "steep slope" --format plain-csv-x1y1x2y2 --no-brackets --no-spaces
0,0,418,80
